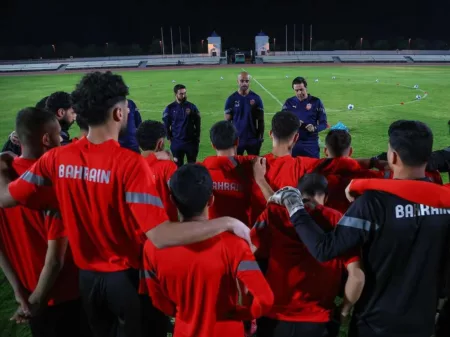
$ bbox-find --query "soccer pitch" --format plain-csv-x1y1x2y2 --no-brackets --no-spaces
0,64,449,336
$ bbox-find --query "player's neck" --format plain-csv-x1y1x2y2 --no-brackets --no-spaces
238,89,249,96
272,142,292,157
216,149,236,157
141,150,154,158
182,212,208,222
392,166,427,180
87,125,119,144
20,147,45,160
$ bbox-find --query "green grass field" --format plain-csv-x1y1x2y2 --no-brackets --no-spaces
0,64,449,336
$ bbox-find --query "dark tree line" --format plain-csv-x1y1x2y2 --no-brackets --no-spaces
0,37,448,61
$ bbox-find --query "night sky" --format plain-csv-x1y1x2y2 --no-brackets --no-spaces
0,0,447,49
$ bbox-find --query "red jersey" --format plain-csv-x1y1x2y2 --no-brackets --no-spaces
8,138,169,272
141,232,274,337
309,157,384,214
251,154,319,224
202,156,254,227
251,203,359,322
0,157,79,305
144,154,178,222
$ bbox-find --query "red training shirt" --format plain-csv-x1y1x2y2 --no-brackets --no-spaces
202,155,254,227
144,154,178,221
140,232,274,337
8,138,169,272
250,154,319,224
0,157,79,305
251,203,359,322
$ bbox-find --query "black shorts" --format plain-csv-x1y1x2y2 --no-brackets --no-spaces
29,298,91,337
79,268,168,337
256,317,339,337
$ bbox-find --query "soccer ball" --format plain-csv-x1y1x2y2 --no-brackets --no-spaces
285,75,289,78
172,80,176,83
416,95,422,100
332,76,336,80
220,77,224,80
315,79,319,82
414,84,419,89
348,104,354,110
376,79,379,83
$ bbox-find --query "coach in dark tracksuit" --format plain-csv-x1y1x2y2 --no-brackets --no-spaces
272,121,450,337
119,99,142,153
282,77,327,158
163,84,201,167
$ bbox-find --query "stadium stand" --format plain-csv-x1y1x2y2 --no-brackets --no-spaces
65,60,141,70
371,55,408,62
261,55,334,63
410,55,450,62
338,55,376,62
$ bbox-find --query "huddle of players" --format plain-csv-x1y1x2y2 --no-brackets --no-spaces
0,70,448,337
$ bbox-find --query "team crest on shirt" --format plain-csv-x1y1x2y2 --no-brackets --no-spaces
249,99,255,106
306,103,312,110
185,108,191,114
235,101,240,108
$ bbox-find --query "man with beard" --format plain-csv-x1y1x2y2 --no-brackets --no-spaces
224,71,265,156
45,91,77,145
119,99,142,153
163,84,201,167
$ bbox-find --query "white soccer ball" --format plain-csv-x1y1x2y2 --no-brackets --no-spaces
285,75,289,78
348,104,354,110
376,79,379,83
172,80,176,83
332,76,336,80
416,95,422,100
220,76,224,80
315,79,319,82
414,84,419,89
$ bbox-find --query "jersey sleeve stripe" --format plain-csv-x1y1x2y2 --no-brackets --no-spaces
125,192,164,208
225,108,232,114
140,269,157,280
237,260,261,272
45,209,61,219
253,221,267,229
21,171,52,186
338,216,374,231
228,156,238,168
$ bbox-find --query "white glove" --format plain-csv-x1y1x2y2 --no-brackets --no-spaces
268,186,305,217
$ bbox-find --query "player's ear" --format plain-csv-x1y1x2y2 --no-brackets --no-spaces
56,108,65,119
269,130,273,139
324,147,329,157
207,194,214,207
156,139,164,151
42,133,51,147
234,137,239,147
348,147,353,157
112,106,122,122
293,132,299,143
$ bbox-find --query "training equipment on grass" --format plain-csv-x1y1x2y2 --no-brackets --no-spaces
348,104,354,110
414,84,419,89
416,95,422,100
330,122,349,131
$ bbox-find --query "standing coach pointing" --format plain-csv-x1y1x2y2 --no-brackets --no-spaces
282,77,328,158
224,71,265,155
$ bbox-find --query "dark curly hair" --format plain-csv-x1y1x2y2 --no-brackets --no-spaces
71,71,129,126
325,129,352,157
136,120,167,151
45,92,72,114
271,111,300,140
35,96,49,110
210,121,237,150
76,115,89,132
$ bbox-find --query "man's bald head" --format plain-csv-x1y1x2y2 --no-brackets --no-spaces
237,72,250,93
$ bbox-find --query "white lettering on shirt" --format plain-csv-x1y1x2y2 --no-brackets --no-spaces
213,181,243,192
395,203,450,218
58,165,111,184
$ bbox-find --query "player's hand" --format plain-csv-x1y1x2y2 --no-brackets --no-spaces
10,307,30,324
305,124,316,133
345,180,359,203
13,286,31,318
9,131,20,146
299,120,304,127
268,186,305,217
340,311,351,326
154,150,172,161
228,218,252,247
252,157,266,184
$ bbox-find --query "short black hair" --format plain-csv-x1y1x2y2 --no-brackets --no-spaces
292,76,308,89
45,92,72,115
35,96,49,110
71,71,129,126
136,120,166,151
173,84,186,94
298,173,328,197
210,121,238,150
169,164,213,219
76,115,89,132
271,111,300,140
15,107,58,145
388,120,433,167
325,130,352,157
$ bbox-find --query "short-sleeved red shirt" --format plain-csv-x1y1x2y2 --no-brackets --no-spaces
8,138,168,272
144,154,178,222
0,157,79,305
251,203,359,322
250,154,319,224
202,156,254,227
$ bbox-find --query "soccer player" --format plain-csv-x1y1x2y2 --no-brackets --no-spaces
224,71,265,155
45,91,77,145
270,120,450,337
0,71,251,337
0,107,86,337
282,77,328,158
163,84,201,166
1,96,50,156
141,164,274,337
252,172,364,337
202,120,254,226
119,99,142,153
136,120,178,221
